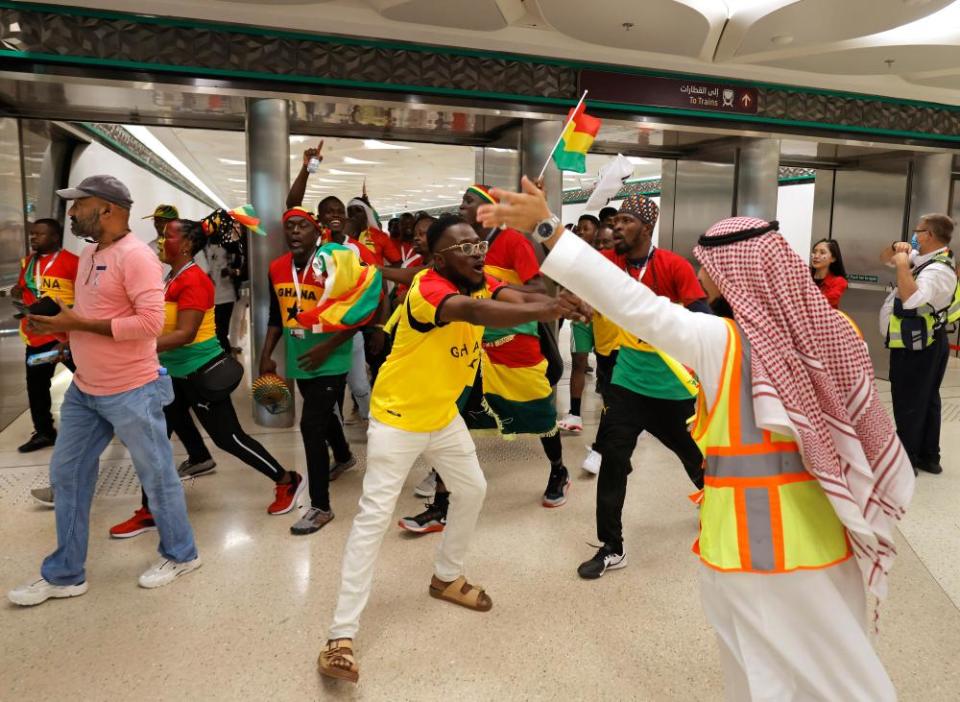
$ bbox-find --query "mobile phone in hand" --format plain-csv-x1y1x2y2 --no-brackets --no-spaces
29,296,62,317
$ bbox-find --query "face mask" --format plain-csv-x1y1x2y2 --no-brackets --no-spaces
910,233,920,251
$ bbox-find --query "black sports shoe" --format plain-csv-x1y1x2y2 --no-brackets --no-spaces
18,432,56,453
398,499,448,534
542,465,571,508
577,544,627,580
917,461,943,475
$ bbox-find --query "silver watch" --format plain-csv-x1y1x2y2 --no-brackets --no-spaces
532,214,562,244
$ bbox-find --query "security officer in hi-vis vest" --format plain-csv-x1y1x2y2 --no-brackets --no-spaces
12,219,79,453
880,213,960,475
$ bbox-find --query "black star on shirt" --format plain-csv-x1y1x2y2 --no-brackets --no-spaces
287,303,299,322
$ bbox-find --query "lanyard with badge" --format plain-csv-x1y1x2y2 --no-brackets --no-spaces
289,257,311,338
26,250,61,298
627,246,655,284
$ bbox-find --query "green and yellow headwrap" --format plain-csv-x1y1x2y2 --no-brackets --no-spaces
467,184,498,204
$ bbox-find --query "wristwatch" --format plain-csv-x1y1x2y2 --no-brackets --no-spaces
532,214,562,244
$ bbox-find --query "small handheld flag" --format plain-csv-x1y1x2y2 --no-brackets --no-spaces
539,91,601,178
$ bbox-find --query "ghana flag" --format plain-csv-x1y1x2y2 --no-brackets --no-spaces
551,102,601,173
295,242,383,332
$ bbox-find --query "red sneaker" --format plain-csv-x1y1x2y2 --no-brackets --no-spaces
109,507,157,539
268,472,305,515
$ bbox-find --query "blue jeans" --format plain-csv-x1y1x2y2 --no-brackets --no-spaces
41,377,197,585
346,332,371,419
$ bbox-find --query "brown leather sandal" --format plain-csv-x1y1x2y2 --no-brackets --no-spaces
428,575,493,612
318,638,359,683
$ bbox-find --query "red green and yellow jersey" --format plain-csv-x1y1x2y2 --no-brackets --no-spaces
371,269,503,432
158,263,223,378
481,227,541,343
356,227,401,266
17,249,79,347
602,248,706,400
268,251,355,380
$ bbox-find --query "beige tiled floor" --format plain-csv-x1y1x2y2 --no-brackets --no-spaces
1,341,959,701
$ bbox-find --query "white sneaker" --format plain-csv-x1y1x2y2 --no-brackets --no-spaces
413,469,437,498
138,556,202,589
8,577,88,606
557,413,583,433
582,448,602,475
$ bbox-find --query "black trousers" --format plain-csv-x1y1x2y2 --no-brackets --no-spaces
143,375,287,508
889,329,950,467
214,301,235,354
595,383,704,550
25,340,76,436
297,374,352,511
363,327,390,384
594,350,619,403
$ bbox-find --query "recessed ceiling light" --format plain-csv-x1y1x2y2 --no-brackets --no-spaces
363,139,410,150
228,178,245,183
343,156,381,165
219,158,245,166
449,177,472,181
770,34,793,45
328,169,362,175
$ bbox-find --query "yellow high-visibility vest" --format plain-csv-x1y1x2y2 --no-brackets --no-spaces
690,319,851,573
887,252,960,350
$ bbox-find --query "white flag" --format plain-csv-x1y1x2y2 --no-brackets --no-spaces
584,154,634,210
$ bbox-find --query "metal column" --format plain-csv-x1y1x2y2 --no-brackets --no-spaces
734,138,779,220
908,153,953,225
520,120,562,219
246,98,293,427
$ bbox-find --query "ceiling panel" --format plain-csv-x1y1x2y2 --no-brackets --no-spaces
763,44,960,75
731,0,953,58
538,0,719,58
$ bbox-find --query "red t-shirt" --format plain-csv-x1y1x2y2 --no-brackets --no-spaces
817,273,848,309
602,247,705,306
17,249,80,347
484,228,541,285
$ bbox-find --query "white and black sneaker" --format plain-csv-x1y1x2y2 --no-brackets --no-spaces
577,544,627,580
176,458,216,481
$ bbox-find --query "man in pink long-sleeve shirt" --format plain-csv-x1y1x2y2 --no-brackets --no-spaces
8,175,201,608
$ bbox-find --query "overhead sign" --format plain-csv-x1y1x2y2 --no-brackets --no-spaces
579,69,760,115
848,273,881,284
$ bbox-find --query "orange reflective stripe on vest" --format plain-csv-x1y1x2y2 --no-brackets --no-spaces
694,319,851,574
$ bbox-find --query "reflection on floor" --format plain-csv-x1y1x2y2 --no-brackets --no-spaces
1,336,959,701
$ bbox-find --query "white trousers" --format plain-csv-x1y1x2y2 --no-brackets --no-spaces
328,415,487,640
700,560,896,702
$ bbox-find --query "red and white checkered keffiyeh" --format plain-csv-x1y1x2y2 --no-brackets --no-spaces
695,217,915,599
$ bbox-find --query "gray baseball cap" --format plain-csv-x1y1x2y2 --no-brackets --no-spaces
57,175,133,209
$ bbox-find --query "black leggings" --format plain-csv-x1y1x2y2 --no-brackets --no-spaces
143,375,287,508
297,375,352,511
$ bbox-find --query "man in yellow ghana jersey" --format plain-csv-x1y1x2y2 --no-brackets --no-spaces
12,219,79,453
319,215,570,684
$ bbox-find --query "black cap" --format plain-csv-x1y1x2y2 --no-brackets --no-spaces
57,175,133,209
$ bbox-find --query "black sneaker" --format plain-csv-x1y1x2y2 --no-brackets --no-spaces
18,432,56,453
577,544,627,580
398,500,448,534
917,461,943,475
542,465,571,508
